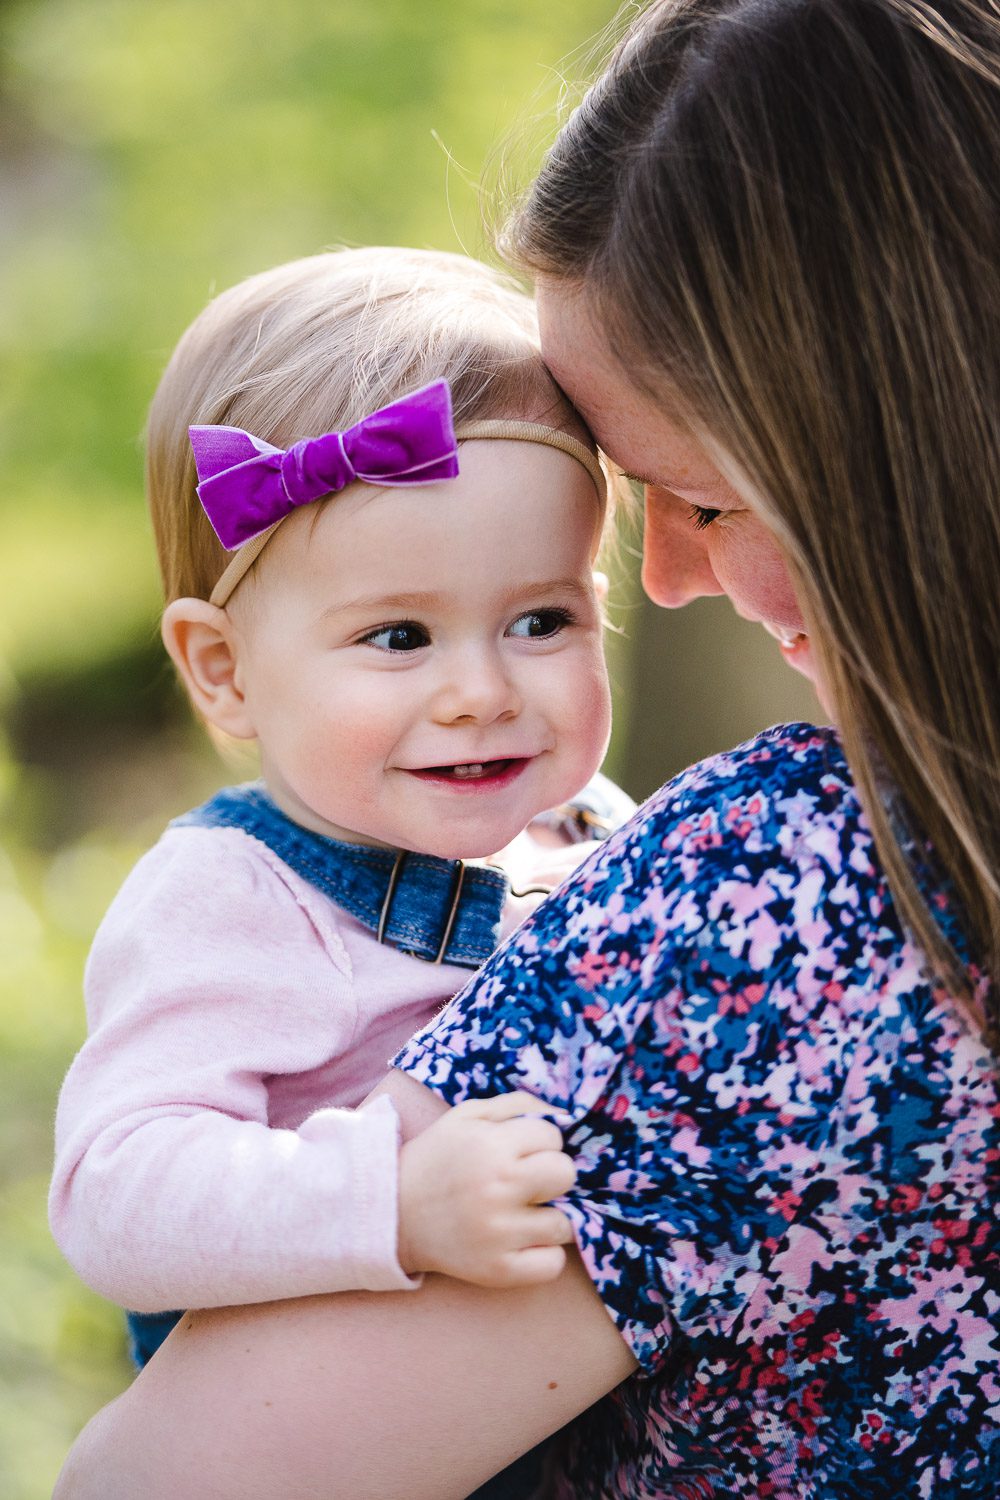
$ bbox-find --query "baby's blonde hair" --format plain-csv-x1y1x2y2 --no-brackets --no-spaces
147,247,593,603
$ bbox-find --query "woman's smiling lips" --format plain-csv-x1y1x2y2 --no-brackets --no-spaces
404,757,533,791
760,621,817,680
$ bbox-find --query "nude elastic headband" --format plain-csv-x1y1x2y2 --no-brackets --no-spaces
205,414,606,608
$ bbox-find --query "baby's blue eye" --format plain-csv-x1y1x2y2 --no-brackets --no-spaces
508,608,573,640
362,622,430,653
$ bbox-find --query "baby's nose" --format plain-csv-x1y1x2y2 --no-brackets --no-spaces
431,649,521,725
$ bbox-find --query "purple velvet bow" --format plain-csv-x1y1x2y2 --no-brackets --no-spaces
189,380,460,550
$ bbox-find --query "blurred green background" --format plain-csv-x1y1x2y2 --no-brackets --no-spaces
0,1,819,1493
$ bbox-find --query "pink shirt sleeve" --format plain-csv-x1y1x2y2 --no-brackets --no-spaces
49,828,417,1312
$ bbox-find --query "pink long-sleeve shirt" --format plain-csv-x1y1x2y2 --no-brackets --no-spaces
50,820,578,1313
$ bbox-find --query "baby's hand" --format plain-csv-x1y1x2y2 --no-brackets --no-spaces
397,1092,577,1288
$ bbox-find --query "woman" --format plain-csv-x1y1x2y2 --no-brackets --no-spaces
56,0,999,1496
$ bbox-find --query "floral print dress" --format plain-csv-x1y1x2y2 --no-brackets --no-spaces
395,724,1000,1499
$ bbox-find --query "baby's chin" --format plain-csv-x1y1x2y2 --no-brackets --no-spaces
406,831,530,863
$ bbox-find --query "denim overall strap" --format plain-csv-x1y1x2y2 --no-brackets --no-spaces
171,783,510,969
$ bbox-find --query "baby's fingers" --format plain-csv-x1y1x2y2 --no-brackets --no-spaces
491,1114,568,1159
494,1244,569,1288
519,1148,577,1204
514,1204,576,1247
456,1091,571,1127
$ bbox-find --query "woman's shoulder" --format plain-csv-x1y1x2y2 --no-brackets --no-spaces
640,719,855,842
433,718,897,1088
555,720,868,927
397,722,881,1100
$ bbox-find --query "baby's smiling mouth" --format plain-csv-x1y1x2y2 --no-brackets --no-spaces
439,761,505,780
407,758,529,783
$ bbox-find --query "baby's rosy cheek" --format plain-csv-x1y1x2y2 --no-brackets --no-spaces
325,713,401,766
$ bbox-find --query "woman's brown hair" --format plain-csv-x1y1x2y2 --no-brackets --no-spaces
505,0,1000,1039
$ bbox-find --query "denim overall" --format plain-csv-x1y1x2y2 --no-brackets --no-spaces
122,780,609,1499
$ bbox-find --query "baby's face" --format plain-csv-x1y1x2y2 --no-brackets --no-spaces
226,439,611,858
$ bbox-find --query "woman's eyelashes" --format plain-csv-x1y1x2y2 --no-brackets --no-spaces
688,503,722,530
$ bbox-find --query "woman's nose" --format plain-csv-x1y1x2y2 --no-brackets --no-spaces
641,487,725,607
431,648,521,726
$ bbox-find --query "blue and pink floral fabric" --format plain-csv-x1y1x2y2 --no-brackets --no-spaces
396,723,999,1498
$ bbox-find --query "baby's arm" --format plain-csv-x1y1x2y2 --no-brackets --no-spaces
397,1092,576,1286
49,830,414,1312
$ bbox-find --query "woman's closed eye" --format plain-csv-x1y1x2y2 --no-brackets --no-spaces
688,503,722,530
507,607,575,640
360,621,431,653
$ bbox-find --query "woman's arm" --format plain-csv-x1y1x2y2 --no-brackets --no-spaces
55,1090,637,1498
57,1259,634,1500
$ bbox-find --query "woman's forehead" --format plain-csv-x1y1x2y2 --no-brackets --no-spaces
535,280,722,495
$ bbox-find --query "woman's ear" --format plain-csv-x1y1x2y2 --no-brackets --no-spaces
161,599,257,740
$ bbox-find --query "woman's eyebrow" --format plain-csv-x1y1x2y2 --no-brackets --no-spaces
620,468,730,500
617,467,661,488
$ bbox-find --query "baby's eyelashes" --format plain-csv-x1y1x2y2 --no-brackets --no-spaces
507,607,575,640
359,621,431,653
357,605,580,654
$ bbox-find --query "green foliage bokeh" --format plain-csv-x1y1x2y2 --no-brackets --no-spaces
0,2,614,1493
2,0,615,677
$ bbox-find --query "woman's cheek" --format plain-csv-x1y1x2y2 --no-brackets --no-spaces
713,530,805,632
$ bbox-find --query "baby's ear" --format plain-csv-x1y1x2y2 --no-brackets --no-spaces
160,599,256,740
592,569,610,603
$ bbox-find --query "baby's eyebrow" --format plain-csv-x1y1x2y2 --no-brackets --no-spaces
326,578,592,619
498,577,593,605
329,590,441,616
